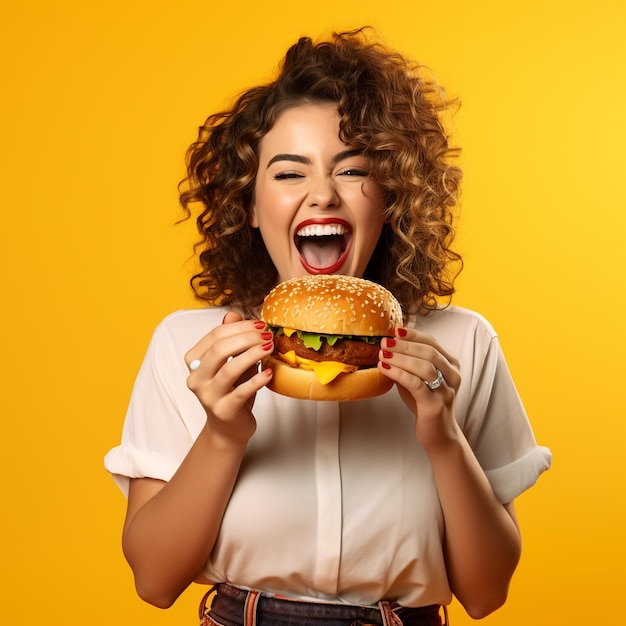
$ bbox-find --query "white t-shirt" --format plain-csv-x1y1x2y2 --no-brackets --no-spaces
105,305,551,608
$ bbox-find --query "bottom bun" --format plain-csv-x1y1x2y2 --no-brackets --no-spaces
264,356,393,401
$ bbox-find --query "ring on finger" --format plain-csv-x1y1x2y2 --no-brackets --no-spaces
189,359,202,371
424,368,445,391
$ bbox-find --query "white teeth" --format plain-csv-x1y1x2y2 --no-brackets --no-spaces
296,224,347,237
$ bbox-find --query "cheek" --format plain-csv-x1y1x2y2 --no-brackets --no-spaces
250,185,279,228
362,180,386,207
360,188,386,246
358,190,386,228
254,186,297,221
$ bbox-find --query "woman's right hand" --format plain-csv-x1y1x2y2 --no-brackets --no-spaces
123,311,273,608
184,311,273,444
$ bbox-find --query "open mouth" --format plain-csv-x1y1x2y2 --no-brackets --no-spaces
294,219,352,274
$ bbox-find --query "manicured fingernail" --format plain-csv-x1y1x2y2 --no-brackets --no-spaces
261,332,273,340
381,362,391,370
397,328,408,337
264,368,273,377
254,320,266,329
386,338,396,347
262,341,273,351
382,350,393,359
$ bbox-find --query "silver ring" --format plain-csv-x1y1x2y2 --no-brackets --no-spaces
424,368,445,390
189,359,202,371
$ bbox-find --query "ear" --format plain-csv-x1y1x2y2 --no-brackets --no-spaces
249,203,259,228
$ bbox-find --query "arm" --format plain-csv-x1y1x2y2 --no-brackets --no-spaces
380,328,521,618
427,432,521,618
121,313,273,608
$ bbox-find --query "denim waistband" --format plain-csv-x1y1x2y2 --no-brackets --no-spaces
200,583,446,626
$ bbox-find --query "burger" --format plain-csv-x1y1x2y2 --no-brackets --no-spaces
261,274,403,401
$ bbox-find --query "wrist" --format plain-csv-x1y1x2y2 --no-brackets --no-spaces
201,415,254,453
420,420,466,462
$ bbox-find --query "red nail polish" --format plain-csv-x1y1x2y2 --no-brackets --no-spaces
382,350,393,359
381,362,391,370
262,341,273,351
261,332,273,340
397,328,408,337
254,320,266,329
386,338,396,347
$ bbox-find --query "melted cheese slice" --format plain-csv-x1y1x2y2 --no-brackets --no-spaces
278,350,357,385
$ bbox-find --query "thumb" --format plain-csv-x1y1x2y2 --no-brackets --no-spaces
222,311,244,325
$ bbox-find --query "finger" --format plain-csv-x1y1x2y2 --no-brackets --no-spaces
185,319,267,371
222,311,244,325
208,366,273,426
191,342,273,402
187,347,272,417
379,356,443,395
391,350,449,388
229,366,273,403
381,335,460,392
187,332,272,384
394,327,460,370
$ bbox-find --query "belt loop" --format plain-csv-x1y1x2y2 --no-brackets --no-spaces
198,585,218,620
379,600,403,626
243,589,261,626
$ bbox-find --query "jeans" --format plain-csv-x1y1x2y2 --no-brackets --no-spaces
199,583,446,626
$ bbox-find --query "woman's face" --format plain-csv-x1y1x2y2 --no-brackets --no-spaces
250,103,386,284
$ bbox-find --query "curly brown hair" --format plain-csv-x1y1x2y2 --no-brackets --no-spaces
179,27,463,319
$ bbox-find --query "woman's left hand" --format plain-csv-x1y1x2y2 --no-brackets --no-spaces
379,326,462,449
381,327,522,617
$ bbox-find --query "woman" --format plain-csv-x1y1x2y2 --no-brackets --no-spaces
105,28,551,625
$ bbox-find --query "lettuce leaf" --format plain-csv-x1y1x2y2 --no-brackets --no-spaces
271,326,382,352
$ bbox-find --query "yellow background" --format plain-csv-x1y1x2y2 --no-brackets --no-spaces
1,0,624,624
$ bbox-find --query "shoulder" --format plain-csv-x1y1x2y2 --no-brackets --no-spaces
414,305,497,344
158,307,229,329
150,307,231,351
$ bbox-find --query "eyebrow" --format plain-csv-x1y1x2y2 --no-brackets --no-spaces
266,149,364,168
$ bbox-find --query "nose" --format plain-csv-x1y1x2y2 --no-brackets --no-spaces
307,175,340,209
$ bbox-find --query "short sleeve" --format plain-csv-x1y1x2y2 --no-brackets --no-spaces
104,311,215,496
462,331,552,503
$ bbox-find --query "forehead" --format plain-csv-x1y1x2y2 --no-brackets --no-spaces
258,103,342,153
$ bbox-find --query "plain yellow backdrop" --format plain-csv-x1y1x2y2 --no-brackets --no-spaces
1,0,624,624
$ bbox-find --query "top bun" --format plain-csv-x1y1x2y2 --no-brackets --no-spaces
261,275,403,336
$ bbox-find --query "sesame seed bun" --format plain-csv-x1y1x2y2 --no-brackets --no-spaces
266,355,395,401
261,274,403,337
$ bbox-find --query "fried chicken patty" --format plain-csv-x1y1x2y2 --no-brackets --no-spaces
273,332,381,368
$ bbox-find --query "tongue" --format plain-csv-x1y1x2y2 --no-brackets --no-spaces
299,237,343,269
